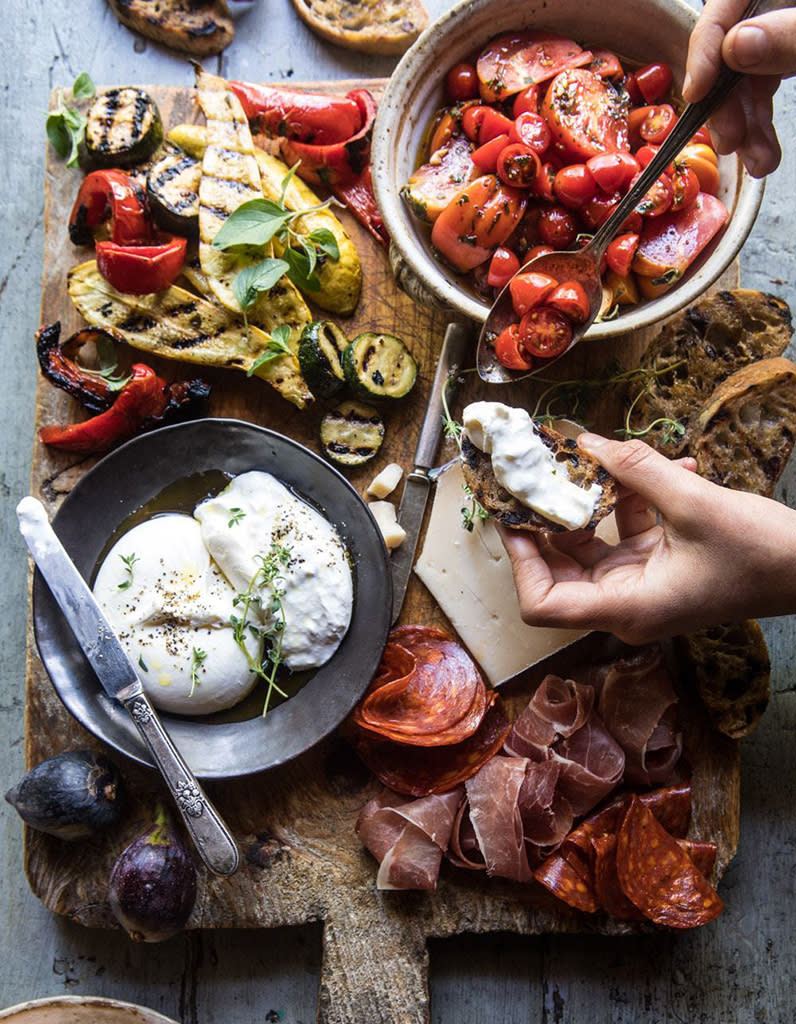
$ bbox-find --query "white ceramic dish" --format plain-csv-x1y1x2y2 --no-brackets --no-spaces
372,0,764,336
0,996,179,1024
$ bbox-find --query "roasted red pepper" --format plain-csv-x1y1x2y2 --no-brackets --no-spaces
96,235,187,294
278,88,376,186
229,80,363,145
332,167,388,247
68,169,151,247
37,323,117,413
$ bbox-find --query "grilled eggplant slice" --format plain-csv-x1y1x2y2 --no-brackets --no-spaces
147,147,201,237
68,260,312,409
80,87,163,170
298,320,348,397
320,400,384,466
342,332,417,399
107,0,234,57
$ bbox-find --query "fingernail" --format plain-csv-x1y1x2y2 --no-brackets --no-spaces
578,432,607,452
682,72,693,99
731,25,768,67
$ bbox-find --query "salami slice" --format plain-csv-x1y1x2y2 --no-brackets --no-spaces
616,797,724,928
534,844,598,913
591,834,645,920
678,839,717,879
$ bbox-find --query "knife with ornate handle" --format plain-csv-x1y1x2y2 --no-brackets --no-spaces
17,496,240,877
390,321,475,624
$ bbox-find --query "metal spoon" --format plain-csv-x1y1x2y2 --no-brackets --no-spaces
477,0,775,383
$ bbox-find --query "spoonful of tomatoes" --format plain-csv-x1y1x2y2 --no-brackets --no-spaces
477,0,775,383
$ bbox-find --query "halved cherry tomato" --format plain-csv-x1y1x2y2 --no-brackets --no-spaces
487,246,521,288
497,143,542,188
586,151,639,193
553,164,596,208
525,244,556,261
445,63,480,102
670,165,700,211
630,104,677,146
635,144,659,169
605,233,640,276
547,280,590,322
623,72,644,106
542,69,629,160
431,174,527,271
538,204,578,248
510,111,552,154
632,192,729,278
510,270,558,316
513,84,543,117
533,161,558,200
96,235,187,294
494,323,534,370
633,172,673,217
589,49,623,80
472,133,511,172
477,31,594,102
674,144,720,195
462,105,514,144
690,126,714,148
635,62,673,104
519,306,573,358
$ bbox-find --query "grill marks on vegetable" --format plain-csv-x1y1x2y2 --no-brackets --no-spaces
321,401,385,466
147,149,201,235
83,88,163,169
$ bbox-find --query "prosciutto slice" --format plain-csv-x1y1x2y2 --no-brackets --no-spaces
465,757,534,882
504,675,593,758
355,787,464,890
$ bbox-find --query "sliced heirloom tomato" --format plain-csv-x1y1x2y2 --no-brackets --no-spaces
519,306,573,358
542,69,629,161
497,143,541,188
589,49,623,80
402,133,478,222
494,323,534,370
477,31,593,102
635,62,674,104
487,246,521,288
675,143,720,195
509,270,558,316
513,84,543,117
431,174,527,272
586,151,639,193
632,192,729,281
472,133,511,172
547,280,590,322
553,164,596,208
445,63,480,102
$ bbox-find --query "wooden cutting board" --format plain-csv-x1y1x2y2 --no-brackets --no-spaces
24,80,740,1024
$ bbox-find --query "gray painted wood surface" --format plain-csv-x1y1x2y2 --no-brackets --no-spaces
1,1,794,1020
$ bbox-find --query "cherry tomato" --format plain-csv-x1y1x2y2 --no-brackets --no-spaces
670,165,700,211
581,191,620,230
542,68,629,160
538,205,578,248
547,280,590,322
635,144,659,169
634,172,673,217
518,306,573,358
676,145,720,195
431,174,527,271
462,105,514,144
494,323,534,370
623,72,644,106
513,84,543,117
525,244,556,261
445,63,480,102
589,49,623,80
632,193,729,278
586,151,639,193
497,143,542,188
487,246,521,288
630,104,677,146
605,233,640,276
477,31,594,102
533,161,558,200
553,164,596,208
690,126,714,148
510,111,552,154
509,270,559,316
635,62,673,104
472,133,511,172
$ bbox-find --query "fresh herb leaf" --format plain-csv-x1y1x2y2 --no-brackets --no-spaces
117,552,139,591
72,72,96,101
46,113,72,159
45,73,93,168
279,160,301,205
247,324,293,376
308,228,340,262
233,257,289,311
94,336,132,392
213,199,292,250
283,246,321,292
138,654,149,673
461,485,489,532
190,647,207,697
228,507,246,528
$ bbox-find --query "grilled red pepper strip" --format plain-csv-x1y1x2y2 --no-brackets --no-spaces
96,235,187,295
229,80,363,145
332,167,388,247
36,323,116,413
68,170,152,247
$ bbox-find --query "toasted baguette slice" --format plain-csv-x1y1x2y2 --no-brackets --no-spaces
108,0,234,56
290,0,428,55
460,424,617,533
689,356,796,497
629,290,792,456
674,620,770,739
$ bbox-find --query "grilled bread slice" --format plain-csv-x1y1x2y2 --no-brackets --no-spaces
107,0,234,56
689,356,796,497
460,423,617,533
629,290,792,456
290,0,428,55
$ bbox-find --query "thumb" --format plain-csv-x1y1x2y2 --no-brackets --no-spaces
722,10,796,76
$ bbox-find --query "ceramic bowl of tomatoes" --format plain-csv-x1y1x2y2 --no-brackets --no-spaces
371,0,764,341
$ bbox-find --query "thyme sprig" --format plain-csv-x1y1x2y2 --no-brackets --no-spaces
616,359,688,445
189,648,207,697
461,484,489,532
117,552,139,591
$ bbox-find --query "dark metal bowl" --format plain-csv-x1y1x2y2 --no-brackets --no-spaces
32,419,392,779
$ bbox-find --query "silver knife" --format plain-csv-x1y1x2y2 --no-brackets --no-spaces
17,496,240,877
391,321,474,624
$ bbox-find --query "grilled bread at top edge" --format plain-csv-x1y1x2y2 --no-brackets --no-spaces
289,0,429,55
460,423,617,534
688,356,796,498
628,290,792,457
107,0,234,56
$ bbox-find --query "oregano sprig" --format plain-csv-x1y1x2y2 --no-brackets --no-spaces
46,72,95,168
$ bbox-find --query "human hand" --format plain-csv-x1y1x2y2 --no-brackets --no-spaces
500,434,796,645
683,0,796,176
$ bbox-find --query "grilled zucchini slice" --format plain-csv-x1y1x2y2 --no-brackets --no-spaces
80,88,163,170
147,147,201,237
298,321,348,397
342,333,417,400
320,401,384,467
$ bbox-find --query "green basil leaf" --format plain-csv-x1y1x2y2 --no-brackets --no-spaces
299,237,317,277
72,72,96,100
46,113,71,158
308,228,340,263
233,257,289,311
283,246,321,293
279,161,301,205
62,106,85,131
270,324,292,350
212,199,291,250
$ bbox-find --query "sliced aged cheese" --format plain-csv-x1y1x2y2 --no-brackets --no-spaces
366,463,404,499
368,500,406,550
414,462,618,686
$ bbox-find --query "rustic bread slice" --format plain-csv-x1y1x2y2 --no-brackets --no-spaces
629,290,792,456
460,423,617,534
674,620,770,739
689,356,796,497
107,0,234,56
290,0,428,55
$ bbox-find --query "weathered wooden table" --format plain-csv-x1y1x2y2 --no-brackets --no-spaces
1,1,794,1020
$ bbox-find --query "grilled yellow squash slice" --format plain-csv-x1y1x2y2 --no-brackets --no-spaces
68,261,313,409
